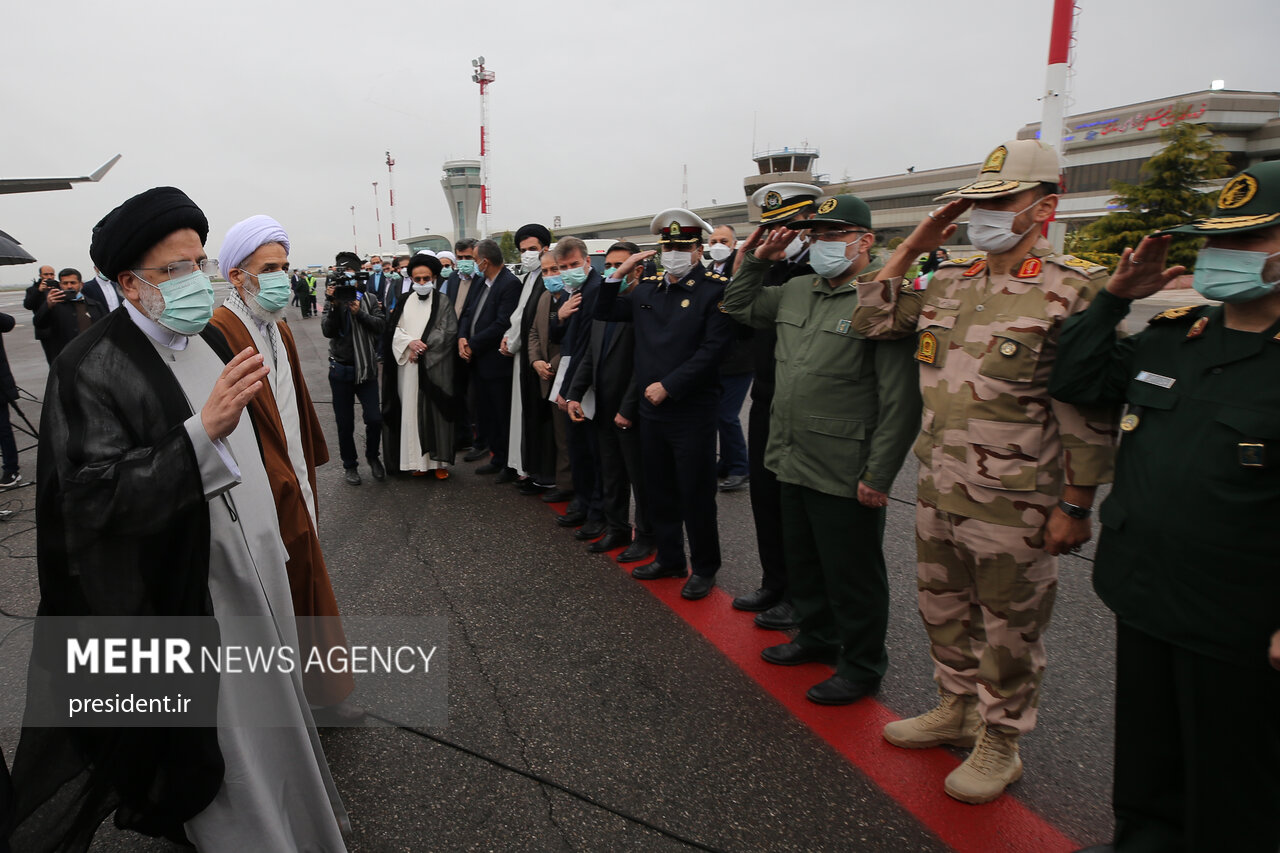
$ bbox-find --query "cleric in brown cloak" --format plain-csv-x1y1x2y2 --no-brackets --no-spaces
381,252,458,475
210,214,356,711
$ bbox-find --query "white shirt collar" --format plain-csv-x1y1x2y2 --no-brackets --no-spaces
125,300,189,351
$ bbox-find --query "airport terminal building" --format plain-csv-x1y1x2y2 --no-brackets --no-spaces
555,88,1280,248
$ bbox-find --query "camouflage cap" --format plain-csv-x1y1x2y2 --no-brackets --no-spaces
1164,161,1280,235
936,139,1061,201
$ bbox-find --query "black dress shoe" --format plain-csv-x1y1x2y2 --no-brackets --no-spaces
761,642,837,666
343,467,362,486
754,601,798,630
494,467,518,484
733,587,783,612
718,474,749,492
368,458,386,481
463,445,490,463
574,520,607,541
681,574,715,600
806,675,880,706
475,462,502,475
631,561,687,581
587,531,631,552
556,511,587,528
541,488,574,503
517,480,549,495
616,537,656,563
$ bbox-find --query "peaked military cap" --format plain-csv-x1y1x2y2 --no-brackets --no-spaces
651,208,712,244
785,194,872,230
937,139,1061,201
750,182,824,225
1164,161,1280,235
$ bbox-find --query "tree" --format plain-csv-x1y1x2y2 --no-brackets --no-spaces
498,230,518,264
1071,119,1234,271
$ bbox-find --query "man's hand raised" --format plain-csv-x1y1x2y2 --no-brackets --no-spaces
202,347,269,442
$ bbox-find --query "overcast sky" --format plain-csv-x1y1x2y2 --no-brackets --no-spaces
2,0,1276,280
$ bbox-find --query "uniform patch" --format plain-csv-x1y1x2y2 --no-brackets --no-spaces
680,298,690,308
940,254,984,268
998,340,1019,357
1055,255,1107,277
963,259,987,278
982,145,1008,174
817,198,838,215
1187,316,1209,339
718,300,727,313
917,331,938,364
835,318,851,335
764,190,782,210
1135,371,1176,389
1120,413,1140,433
1218,174,1258,210
1150,305,1197,323
1016,258,1042,278
1239,442,1266,468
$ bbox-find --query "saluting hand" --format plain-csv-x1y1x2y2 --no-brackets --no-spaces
1106,235,1188,300
614,250,657,280
201,347,269,442
753,226,796,262
903,198,972,255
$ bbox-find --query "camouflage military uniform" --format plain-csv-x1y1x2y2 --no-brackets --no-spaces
853,238,1117,734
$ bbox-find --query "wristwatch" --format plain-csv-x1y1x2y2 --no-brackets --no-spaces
1057,500,1092,519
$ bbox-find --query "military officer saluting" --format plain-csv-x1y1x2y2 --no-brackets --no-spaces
596,209,734,600
1050,161,1280,853
722,194,921,705
852,139,1118,803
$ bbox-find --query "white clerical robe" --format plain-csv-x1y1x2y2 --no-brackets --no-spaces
391,294,447,472
123,305,349,852
504,268,541,475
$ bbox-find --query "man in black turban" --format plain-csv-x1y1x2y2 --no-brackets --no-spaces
11,187,349,851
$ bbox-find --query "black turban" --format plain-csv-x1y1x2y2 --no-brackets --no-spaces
407,253,442,277
514,223,552,249
334,251,362,270
89,187,209,281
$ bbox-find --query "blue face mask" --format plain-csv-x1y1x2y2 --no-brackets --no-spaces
603,265,618,279
244,269,292,314
137,269,216,335
562,266,588,290
543,275,565,293
457,259,476,276
372,263,383,273
439,266,454,278
809,240,857,279
1192,247,1280,303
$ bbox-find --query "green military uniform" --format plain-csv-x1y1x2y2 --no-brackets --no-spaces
722,195,921,696
1049,161,1280,852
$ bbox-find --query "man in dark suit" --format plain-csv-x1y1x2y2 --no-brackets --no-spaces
707,224,753,493
458,238,522,480
81,266,123,313
23,265,58,364
33,268,109,362
566,242,655,562
366,254,392,309
441,239,482,453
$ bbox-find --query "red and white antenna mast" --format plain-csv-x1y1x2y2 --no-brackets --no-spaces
1041,0,1078,251
372,182,383,250
350,205,358,254
386,152,398,243
471,56,495,238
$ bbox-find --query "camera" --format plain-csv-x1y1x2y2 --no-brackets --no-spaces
329,269,369,303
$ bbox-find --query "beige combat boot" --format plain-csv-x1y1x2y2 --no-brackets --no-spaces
944,725,1023,804
883,690,981,749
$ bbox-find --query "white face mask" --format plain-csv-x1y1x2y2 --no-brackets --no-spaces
520,250,541,273
411,282,434,295
708,243,733,263
662,250,694,279
784,233,806,260
967,198,1044,254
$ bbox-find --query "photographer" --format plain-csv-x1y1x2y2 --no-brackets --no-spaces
23,264,58,364
322,251,387,485
32,268,108,362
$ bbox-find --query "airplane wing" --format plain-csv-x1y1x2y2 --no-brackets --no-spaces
0,154,121,195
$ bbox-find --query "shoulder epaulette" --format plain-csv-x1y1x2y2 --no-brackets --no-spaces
938,254,985,268
707,272,728,283
641,274,661,282
1046,254,1109,279
1148,305,1204,324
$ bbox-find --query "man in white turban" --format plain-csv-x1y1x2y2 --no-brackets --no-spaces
210,215,363,721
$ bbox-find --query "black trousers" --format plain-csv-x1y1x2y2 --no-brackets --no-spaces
639,413,720,576
781,482,889,683
748,391,786,592
329,367,381,469
1112,620,1280,853
595,417,651,538
567,418,603,522
474,370,511,467
0,399,18,476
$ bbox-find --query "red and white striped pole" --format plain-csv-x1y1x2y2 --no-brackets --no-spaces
1041,0,1076,250
386,152,397,243
472,57,495,238
372,182,383,250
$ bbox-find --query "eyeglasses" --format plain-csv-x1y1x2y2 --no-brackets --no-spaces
132,259,219,278
808,229,868,243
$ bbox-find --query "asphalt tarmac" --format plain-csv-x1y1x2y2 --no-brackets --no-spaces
0,288,1163,852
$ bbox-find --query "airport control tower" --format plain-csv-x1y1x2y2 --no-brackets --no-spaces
440,159,482,243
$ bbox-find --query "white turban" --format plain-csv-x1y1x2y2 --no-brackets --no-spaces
436,251,456,264
218,214,291,276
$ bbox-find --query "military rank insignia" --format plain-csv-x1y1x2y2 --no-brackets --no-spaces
998,340,1018,357
917,331,938,364
817,198,838,215
1120,413,1140,433
963,260,987,278
680,298,690,308
1218,174,1258,209
1016,258,1042,278
1187,316,1209,339
763,191,782,211
981,145,1008,174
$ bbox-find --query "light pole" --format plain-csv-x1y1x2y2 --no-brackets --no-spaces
471,56,495,238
